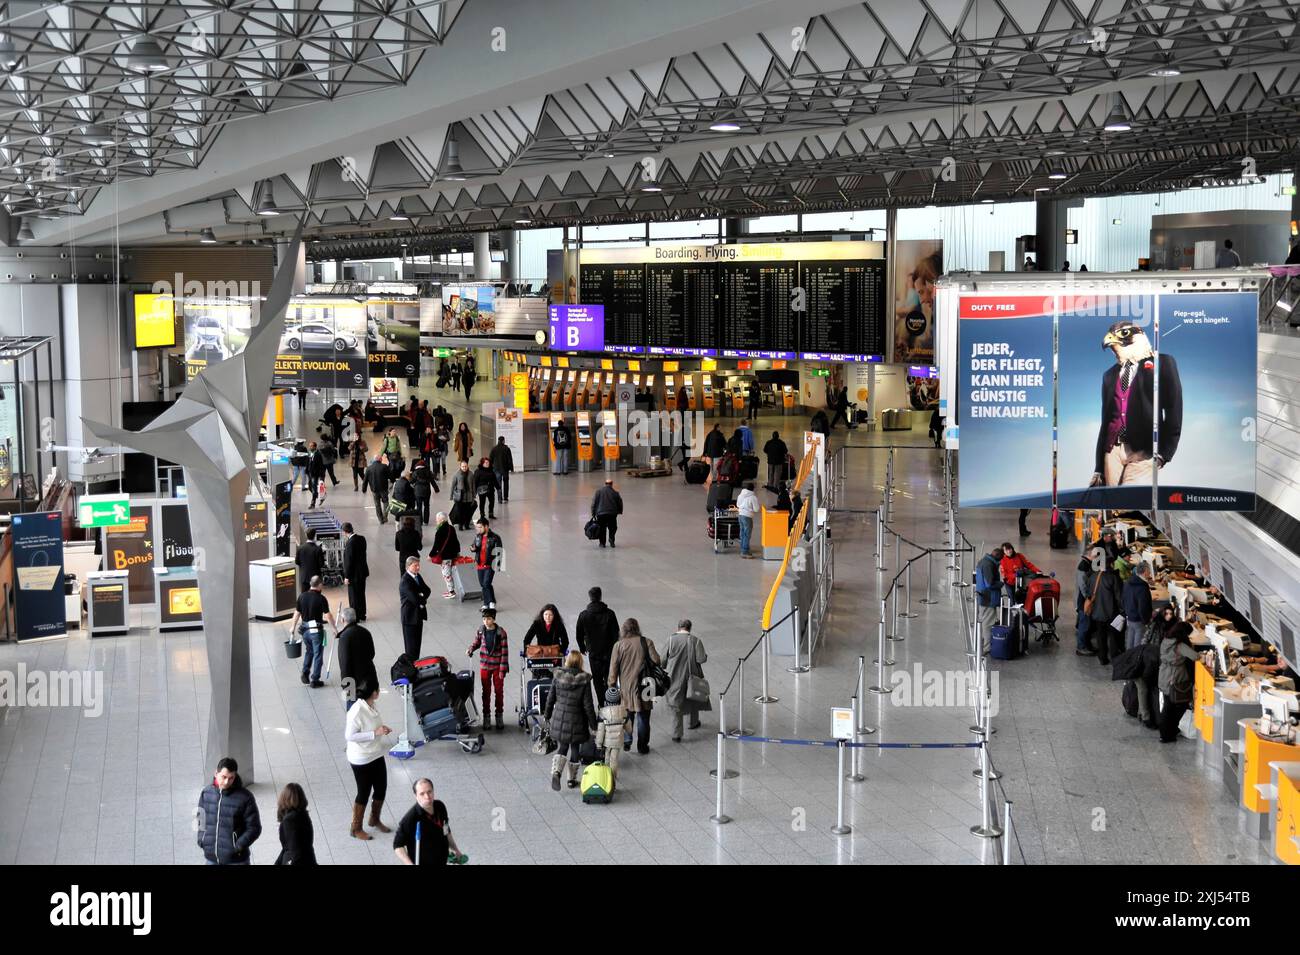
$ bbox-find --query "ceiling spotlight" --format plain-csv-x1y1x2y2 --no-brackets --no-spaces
442,135,466,180
256,181,279,216
980,198,995,204
0,33,20,71
1149,67,1180,78
640,184,663,193
515,218,533,225
199,227,217,244
126,35,169,73
81,124,116,146
772,182,796,204
1102,94,1132,132
1048,169,1068,180
604,152,615,159
709,121,742,132
390,212,410,221
1034,185,1051,192
17,218,34,241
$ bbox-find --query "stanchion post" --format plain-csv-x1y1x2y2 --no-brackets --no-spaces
732,657,753,736
846,697,865,782
888,581,904,641
869,602,890,692
831,741,851,835
970,741,1003,839
755,630,777,704
709,732,731,824
970,658,987,736
1002,801,1013,864
857,655,877,733
900,559,917,618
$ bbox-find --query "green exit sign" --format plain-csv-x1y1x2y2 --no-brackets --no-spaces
435,348,453,357
1284,185,1297,196
78,494,131,528
811,369,830,377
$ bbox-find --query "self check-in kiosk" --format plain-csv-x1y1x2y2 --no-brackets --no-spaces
644,374,656,408
538,369,554,410
574,371,588,410
782,385,796,414
563,371,578,410
549,411,564,467
731,384,745,414
576,410,595,471
683,377,698,411
601,410,620,471
701,376,715,415
663,374,677,409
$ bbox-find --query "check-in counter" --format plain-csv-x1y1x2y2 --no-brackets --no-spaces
1217,689,1261,801
1194,661,1217,744
760,506,789,560
1240,718,1298,837
1272,762,1300,865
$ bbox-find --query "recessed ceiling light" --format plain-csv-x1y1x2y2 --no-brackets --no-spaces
515,218,533,225
1149,68,1180,77
980,198,994,204
709,121,741,132
640,185,663,192
1048,170,1067,180
1034,185,1051,192
390,213,409,221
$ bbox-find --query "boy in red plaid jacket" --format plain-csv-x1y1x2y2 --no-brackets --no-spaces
467,607,510,730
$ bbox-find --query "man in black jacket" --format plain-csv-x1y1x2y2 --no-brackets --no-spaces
337,606,376,710
489,436,514,504
590,479,623,548
307,441,325,508
576,586,620,702
399,555,432,660
295,529,324,592
429,511,461,599
762,431,788,490
1090,321,1183,488
196,756,261,865
366,453,391,524
341,522,368,621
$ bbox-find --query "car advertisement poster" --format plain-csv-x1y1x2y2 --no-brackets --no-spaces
440,285,497,335
956,294,1055,508
366,299,420,380
184,301,253,379
957,287,1257,511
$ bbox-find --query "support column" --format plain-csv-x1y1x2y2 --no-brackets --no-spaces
497,230,515,282
275,240,307,293
474,231,491,280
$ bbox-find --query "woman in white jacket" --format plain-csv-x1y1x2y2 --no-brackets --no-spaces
345,682,392,840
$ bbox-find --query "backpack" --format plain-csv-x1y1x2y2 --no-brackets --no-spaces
553,428,570,449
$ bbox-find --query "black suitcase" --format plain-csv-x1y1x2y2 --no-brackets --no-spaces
739,454,759,481
1050,515,1071,549
685,460,710,485
412,678,451,716
1121,680,1139,718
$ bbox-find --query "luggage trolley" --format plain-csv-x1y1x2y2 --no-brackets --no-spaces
298,509,344,587
390,656,485,757
708,506,741,554
1022,573,1061,646
516,648,563,737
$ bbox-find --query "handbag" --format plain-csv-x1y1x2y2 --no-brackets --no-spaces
1082,571,1101,615
388,496,407,515
526,644,562,660
685,636,710,704
584,518,601,541
640,636,670,697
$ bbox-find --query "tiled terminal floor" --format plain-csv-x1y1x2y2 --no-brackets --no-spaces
0,383,1277,864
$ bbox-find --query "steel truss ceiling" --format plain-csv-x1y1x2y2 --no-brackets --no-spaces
0,0,468,221
11,0,1300,240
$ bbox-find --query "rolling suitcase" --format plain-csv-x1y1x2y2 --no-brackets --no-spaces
580,762,614,803
685,460,710,485
412,678,451,716
420,707,458,740
1050,513,1072,549
739,454,759,481
990,597,1022,660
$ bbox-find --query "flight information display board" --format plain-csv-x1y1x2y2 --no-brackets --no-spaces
579,263,645,352
801,260,887,356
718,262,797,355
645,263,717,354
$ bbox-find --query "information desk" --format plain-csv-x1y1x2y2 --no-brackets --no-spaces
85,571,130,637
154,567,203,632
250,557,297,622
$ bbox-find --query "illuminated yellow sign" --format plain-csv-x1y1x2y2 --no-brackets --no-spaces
169,587,202,615
133,294,177,348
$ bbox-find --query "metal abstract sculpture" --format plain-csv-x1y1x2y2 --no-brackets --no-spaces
84,222,303,783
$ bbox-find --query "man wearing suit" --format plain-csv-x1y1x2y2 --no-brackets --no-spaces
399,555,432,660
295,529,324,593
1088,321,1183,488
336,606,376,710
341,522,369,622
366,453,391,525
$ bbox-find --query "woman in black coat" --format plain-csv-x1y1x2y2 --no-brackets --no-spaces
522,604,569,657
394,516,423,575
1086,561,1125,666
274,783,317,865
542,652,597,791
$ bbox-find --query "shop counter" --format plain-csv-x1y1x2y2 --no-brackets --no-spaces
1272,762,1300,865
760,506,790,560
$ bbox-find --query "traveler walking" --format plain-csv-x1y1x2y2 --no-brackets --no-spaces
411,459,435,524
394,778,463,865
462,362,476,403
1158,621,1199,743
595,687,626,784
453,422,474,464
489,436,513,504
320,435,340,487
295,528,324,592
429,511,460,599
399,555,432,659
762,431,788,489
735,482,759,558
344,681,392,840
473,457,498,521
523,604,569,656
390,469,415,520
366,453,391,524
431,421,450,477
702,423,727,469
551,418,571,474
1086,556,1124,665
543,651,598,790
336,606,376,709
196,757,261,865
590,478,623,548
747,380,761,420
663,619,709,741
273,783,316,865
307,441,325,508
471,517,503,609
394,515,423,576
608,618,660,754
576,586,620,703
341,522,368,621
449,460,474,529
467,607,509,730
288,575,336,688
350,436,369,491
290,439,310,490
1018,508,1031,537
829,386,851,429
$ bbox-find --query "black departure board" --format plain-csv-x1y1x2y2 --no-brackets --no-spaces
800,260,886,355
645,264,716,350
718,262,797,353
579,264,645,348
